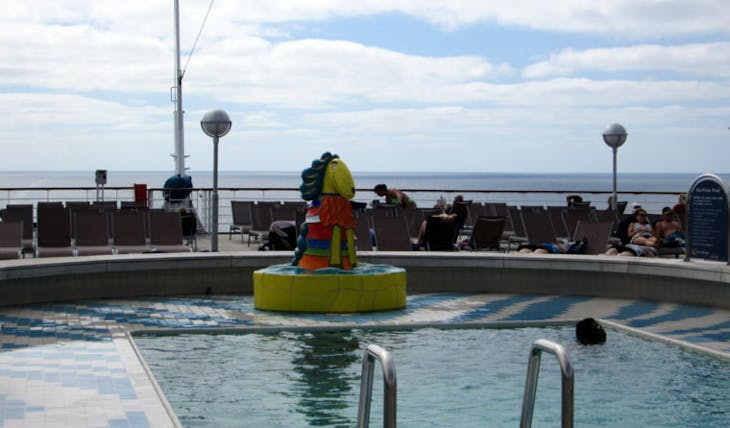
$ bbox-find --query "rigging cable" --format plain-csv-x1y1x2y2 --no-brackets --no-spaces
181,0,215,80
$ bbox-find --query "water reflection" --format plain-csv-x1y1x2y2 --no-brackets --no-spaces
288,331,361,427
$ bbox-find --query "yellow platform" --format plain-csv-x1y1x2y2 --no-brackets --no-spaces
253,263,407,313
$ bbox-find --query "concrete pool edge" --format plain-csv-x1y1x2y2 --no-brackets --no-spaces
125,331,184,428
600,319,730,362
0,251,729,309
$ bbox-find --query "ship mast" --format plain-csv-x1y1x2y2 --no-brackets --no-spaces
172,0,186,176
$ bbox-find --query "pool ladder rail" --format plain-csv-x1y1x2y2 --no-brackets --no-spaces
520,339,574,428
356,339,573,428
357,344,397,428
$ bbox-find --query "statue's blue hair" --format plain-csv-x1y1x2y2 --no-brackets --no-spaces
299,152,338,201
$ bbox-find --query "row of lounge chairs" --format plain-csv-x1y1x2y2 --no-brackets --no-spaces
229,201,306,245
0,203,192,259
229,199,686,256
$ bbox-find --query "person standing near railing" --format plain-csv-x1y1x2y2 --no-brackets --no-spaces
373,184,417,208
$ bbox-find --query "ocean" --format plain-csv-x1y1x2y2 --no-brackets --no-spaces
1,171,728,222
0,170,724,193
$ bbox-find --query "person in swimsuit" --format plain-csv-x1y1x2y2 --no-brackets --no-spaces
628,208,658,246
373,184,417,208
654,206,685,247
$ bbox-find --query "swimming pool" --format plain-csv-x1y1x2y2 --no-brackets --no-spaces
135,326,730,427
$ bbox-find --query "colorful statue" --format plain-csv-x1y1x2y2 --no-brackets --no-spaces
292,152,357,270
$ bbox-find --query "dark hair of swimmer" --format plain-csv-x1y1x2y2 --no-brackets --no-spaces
576,318,607,345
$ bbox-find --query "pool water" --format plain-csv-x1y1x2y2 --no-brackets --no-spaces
135,327,730,427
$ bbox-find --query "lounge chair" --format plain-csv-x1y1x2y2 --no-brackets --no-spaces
1,204,34,255
595,209,620,224
468,203,493,222
402,208,427,242
149,211,191,253
372,216,412,251
66,201,91,209
37,201,64,209
519,206,558,249
67,202,93,243
563,205,597,240
112,210,150,254
0,221,23,259
422,215,459,251
229,201,254,242
248,202,279,245
36,205,74,258
488,203,513,234
92,201,118,210
354,213,374,251
181,210,198,251
546,206,570,239
573,220,613,255
506,206,528,251
469,216,505,251
270,205,298,223
74,209,114,256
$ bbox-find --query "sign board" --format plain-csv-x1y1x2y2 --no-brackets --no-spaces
685,174,729,263
95,169,107,185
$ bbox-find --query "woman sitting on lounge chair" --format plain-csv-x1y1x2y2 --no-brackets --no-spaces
413,200,457,249
604,207,658,257
627,208,658,247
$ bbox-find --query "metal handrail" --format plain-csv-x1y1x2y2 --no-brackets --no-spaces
0,185,684,233
357,344,397,428
520,339,574,428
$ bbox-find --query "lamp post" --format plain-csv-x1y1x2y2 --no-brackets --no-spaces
602,123,628,212
201,109,232,252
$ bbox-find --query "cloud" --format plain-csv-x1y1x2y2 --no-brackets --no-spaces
6,1,730,38
2,1,730,173
0,23,169,92
181,37,511,108
523,42,730,78
208,0,730,38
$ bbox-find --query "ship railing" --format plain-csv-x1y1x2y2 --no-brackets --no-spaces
0,187,683,234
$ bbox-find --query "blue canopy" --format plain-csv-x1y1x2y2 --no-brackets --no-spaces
163,175,193,202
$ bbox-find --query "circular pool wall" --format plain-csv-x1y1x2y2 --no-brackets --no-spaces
0,252,727,309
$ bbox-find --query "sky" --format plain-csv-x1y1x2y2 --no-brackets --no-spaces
1,0,729,174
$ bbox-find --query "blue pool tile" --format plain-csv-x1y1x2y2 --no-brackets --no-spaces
627,305,716,328
107,418,130,428
451,295,538,322
659,319,730,336
610,301,662,320
125,411,150,428
502,295,594,321
682,330,730,343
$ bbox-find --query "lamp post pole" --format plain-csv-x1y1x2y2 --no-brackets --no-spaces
212,135,219,251
611,145,618,211
201,109,232,252
602,123,628,213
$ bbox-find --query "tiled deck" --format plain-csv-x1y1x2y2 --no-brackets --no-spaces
0,292,728,427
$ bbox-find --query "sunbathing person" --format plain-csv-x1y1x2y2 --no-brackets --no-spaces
414,200,457,249
655,206,685,248
627,208,657,247
603,207,657,257
517,243,563,254
373,184,417,209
